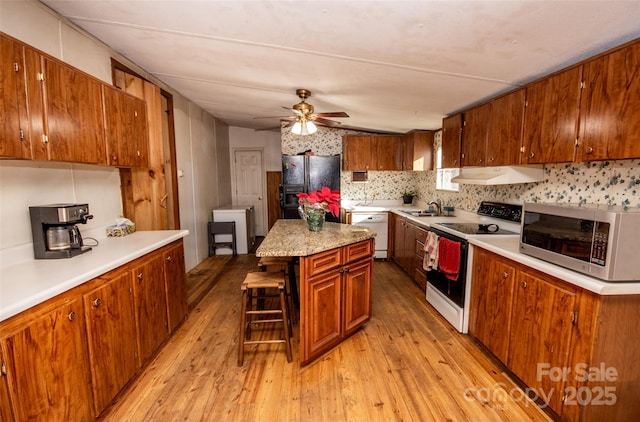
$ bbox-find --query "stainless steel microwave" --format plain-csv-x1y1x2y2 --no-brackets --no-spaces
520,203,640,281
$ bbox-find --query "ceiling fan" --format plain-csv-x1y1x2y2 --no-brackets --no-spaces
255,89,349,135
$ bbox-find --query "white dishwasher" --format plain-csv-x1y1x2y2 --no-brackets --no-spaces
350,212,388,259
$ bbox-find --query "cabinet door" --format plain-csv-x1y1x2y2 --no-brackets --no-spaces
32,55,106,164
404,131,434,171
441,114,462,168
342,135,376,170
508,269,576,414
104,85,150,168
164,242,188,333
522,66,582,164
461,104,490,167
132,254,169,365
0,298,93,421
302,270,342,365
486,89,525,166
83,270,138,415
0,36,31,159
469,249,516,364
0,349,14,422
343,258,373,335
376,135,403,170
578,42,640,161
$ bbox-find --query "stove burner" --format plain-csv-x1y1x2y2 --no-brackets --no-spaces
478,223,499,232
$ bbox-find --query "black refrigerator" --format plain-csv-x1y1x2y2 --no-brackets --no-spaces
280,155,341,222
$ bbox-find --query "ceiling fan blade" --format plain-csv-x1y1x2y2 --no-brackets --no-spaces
253,115,295,119
315,111,349,118
282,106,304,116
314,117,342,127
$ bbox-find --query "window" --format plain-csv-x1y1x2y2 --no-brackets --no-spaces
436,139,459,192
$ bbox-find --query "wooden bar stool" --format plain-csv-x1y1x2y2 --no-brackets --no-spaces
238,271,293,366
257,256,297,324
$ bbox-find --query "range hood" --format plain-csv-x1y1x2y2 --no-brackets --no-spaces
451,165,545,185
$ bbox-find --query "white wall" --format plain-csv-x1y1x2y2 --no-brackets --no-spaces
0,0,227,271
229,127,282,172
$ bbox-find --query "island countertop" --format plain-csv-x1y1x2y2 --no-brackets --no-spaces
256,220,376,257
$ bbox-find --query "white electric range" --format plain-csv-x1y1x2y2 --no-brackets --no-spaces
426,202,522,333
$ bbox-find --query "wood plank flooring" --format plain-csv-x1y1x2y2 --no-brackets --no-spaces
100,255,552,421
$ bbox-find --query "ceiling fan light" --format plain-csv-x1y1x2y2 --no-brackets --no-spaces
291,121,302,135
306,121,318,134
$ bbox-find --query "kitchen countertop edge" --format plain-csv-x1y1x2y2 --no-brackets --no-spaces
0,230,189,322
469,236,640,295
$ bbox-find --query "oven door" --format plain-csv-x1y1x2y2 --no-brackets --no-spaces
426,227,468,308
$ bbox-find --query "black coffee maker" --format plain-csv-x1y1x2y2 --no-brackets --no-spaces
29,204,94,259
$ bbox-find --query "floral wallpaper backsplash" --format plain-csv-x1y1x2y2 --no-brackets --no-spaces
281,127,640,211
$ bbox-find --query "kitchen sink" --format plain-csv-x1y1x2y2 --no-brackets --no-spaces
400,209,452,217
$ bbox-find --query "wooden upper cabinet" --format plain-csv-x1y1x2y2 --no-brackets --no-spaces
441,114,462,168
486,89,525,166
376,135,403,170
578,41,640,161
404,130,434,171
103,85,150,168
0,35,31,159
461,103,490,166
0,296,94,421
24,47,107,165
343,134,376,170
522,66,582,164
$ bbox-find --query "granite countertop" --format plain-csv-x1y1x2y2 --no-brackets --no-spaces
469,236,640,296
0,230,189,322
256,220,376,257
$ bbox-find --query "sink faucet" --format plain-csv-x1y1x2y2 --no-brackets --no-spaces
428,200,441,216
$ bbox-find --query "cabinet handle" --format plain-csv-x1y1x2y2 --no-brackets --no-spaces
1,362,6,376
68,311,76,321
166,255,173,262
528,152,535,159
453,159,457,165
585,146,593,154
502,271,508,279
92,298,102,308
137,273,143,281
521,281,527,288
112,155,118,162
488,157,494,162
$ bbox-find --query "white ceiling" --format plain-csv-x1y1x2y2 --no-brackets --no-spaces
42,0,640,134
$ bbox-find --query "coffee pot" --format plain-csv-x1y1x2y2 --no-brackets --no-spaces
30,204,93,259
45,225,84,250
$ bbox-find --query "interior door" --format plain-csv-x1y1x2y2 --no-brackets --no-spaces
234,149,265,236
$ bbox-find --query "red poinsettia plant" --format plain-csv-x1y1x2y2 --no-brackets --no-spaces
297,187,341,217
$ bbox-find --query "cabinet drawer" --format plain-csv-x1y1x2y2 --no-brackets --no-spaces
415,240,425,258
343,239,373,264
415,227,428,244
413,268,427,290
303,248,342,278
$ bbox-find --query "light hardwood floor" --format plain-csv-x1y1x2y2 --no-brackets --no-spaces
100,255,552,421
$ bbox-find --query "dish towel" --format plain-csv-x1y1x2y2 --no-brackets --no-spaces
438,237,461,281
423,231,439,271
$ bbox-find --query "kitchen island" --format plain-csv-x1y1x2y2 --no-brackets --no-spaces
257,220,376,365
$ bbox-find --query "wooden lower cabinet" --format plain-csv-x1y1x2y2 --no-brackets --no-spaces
163,242,188,332
132,254,169,365
508,268,576,415
0,239,187,420
469,248,516,364
0,296,94,421
413,226,428,291
300,239,373,365
470,247,640,421
393,215,415,274
83,269,138,415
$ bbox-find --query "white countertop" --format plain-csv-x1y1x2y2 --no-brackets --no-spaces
469,236,640,295
0,230,189,322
